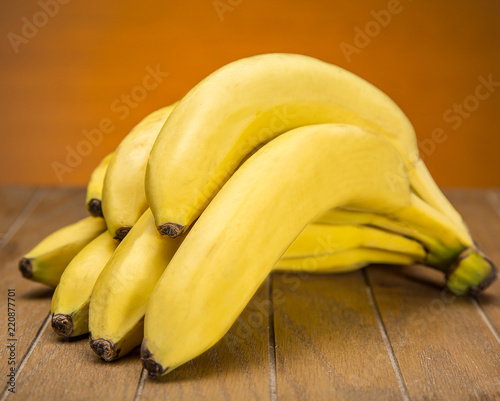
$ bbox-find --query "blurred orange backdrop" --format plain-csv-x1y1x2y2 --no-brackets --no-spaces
0,0,499,186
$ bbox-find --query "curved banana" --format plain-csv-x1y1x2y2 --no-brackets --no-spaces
276,247,417,273
318,193,466,268
51,231,117,337
18,216,106,287
141,124,412,377
88,221,424,361
284,223,426,260
86,152,114,217
89,209,184,361
146,53,469,240
102,103,176,240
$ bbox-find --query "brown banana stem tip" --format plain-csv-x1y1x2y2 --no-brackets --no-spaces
19,258,33,279
446,248,498,295
87,199,103,217
470,257,497,296
158,222,185,238
52,314,73,337
90,337,119,362
114,226,132,241
141,343,167,378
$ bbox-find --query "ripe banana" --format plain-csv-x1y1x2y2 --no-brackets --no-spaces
318,193,464,268
89,209,183,361
276,247,417,273
88,219,425,361
283,223,426,260
315,192,495,288
141,124,413,377
86,152,114,217
51,231,117,337
19,216,106,287
145,53,468,241
102,103,176,240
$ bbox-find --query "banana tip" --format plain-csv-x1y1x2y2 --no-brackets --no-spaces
114,226,132,241
87,199,103,217
158,222,185,238
19,258,33,279
470,258,497,296
90,337,119,362
141,343,167,378
52,314,73,337
447,248,497,295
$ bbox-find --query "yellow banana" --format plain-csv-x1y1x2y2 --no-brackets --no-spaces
102,103,176,240
445,249,497,295
141,124,412,377
145,53,469,241
51,231,117,337
284,223,426,260
90,241,421,362
19,216,106,287
88,221,424,361
318,193,465,268
86,152,114,217
317,205,443,249
276,247,417,273
89,209,183,361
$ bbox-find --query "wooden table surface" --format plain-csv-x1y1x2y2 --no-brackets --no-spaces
1,186,499,400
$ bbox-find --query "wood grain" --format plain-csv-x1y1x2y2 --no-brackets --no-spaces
272,271,406,400
1,187,500,400
0,186,37,241
366,263,500,400
0,188,88,386
444,188,500,334
12,326,142,401
139,281,271,400
1,1,500,186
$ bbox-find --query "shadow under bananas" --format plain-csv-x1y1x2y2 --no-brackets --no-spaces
20,286,54,300
151,282,271,385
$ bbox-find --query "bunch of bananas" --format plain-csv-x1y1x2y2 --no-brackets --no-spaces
19,53,496,379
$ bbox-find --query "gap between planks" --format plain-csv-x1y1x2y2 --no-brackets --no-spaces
485,189,500,220
472,298,500,345
133,276,278,401
0,313,51,401
0,188,45,251
267,275,278,401
475,189,500,344
133,368,148,401
363,270,411,401
0,187,47,400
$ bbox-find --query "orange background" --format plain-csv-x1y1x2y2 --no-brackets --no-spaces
0,0,499,186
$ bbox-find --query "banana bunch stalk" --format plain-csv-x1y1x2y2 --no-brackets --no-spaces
17,54,496,380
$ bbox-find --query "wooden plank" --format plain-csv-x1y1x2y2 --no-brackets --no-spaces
272,271,406,400
0,186,37,241
0,188,89,390
140,281,271,400
366,262,500,400
444,188,500,335
0,186,145,401
12,325,142,401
